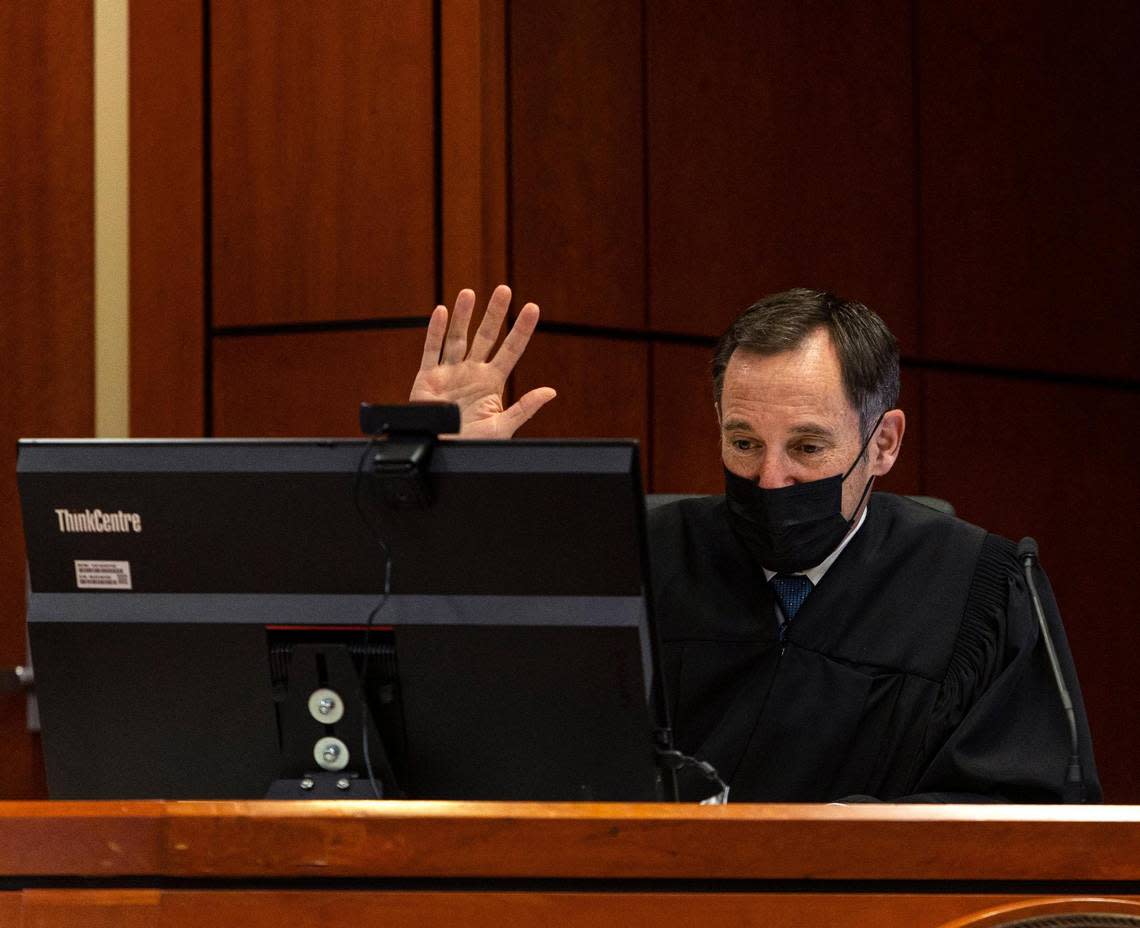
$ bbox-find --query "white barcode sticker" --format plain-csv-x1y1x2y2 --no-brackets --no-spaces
75,560,133,590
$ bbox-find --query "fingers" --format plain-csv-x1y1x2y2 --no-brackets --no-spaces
421,283,538,377
441,288,476,363
468,284,513,363
491,301,541,377
418,304,449,371
500,387,557,437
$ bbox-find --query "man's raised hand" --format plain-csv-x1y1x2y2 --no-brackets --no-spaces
410,285,556,439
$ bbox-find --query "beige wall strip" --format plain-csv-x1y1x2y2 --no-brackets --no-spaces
94,0,130,437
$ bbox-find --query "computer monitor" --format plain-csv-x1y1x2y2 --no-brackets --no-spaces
18,438,672,801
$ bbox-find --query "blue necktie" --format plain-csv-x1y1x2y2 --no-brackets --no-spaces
770,574,813,638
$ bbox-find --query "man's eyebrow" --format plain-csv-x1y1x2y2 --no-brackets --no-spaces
789,423,837,439
721,418,754,432
720,419,839,442
721,420,838,439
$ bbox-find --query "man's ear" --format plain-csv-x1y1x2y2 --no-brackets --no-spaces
870,409,905,477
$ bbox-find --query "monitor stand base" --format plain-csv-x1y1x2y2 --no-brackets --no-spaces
264,771,382,799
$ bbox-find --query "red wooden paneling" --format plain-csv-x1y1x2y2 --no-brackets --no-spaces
923,372,1140,802
646,0,917,350
0,0,94,799
210,1,436,326
509,0,646,328
157,890,1055,928
212,328,428,437
510,333,649,482
651,342,723,494
919,0,1140,378
130,0,205,437
22,890,161,928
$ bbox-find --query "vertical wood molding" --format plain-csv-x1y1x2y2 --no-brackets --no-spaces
94,0,130,438
440,0,508,303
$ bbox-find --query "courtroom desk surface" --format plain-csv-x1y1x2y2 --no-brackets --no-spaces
2,801,1138,881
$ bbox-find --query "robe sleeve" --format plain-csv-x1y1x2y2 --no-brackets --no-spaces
890,534,1101,803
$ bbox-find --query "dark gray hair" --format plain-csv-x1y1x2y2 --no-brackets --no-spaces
711,288,900,434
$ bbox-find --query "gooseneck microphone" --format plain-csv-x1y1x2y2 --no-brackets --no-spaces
1018,537,1086,803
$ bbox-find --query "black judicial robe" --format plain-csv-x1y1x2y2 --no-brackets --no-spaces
649,492,1101,803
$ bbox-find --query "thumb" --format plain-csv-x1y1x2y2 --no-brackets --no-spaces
500,387,557,436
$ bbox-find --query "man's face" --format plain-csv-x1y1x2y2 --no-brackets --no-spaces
719,327,878,520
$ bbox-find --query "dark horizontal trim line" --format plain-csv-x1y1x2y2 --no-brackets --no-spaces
210,316,1138,393
3,875,1137,894
537,319,719,347
212,316,433,338
901,356,1140,393
211,316,718,346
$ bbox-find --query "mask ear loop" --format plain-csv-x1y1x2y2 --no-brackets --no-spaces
841,410,887,482
841,410,887,523
846,472,877,526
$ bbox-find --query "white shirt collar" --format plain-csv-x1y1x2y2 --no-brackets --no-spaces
762,503,868,587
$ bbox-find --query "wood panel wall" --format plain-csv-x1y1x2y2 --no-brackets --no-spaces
126,0,1140,800
646,0,918,350
210,1,436,327
0,2,95,798
130,0,205,438
914,0,1140,802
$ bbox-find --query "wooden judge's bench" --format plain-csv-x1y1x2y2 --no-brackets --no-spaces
2,802,1138,927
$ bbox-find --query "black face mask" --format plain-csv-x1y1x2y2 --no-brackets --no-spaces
724,414,883,574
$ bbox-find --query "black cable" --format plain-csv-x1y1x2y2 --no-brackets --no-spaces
353,438,395,799
358,573,391,799
656,749,730,804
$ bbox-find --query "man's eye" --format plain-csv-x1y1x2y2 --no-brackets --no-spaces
797,443,822,455
731,438,756,452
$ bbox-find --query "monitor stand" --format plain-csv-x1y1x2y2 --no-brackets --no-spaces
268,642,401,799
265,771,379,799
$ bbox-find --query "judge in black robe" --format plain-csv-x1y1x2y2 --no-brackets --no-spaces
650,491,1101,803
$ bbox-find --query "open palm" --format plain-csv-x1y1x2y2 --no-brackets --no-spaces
410,285,556,439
